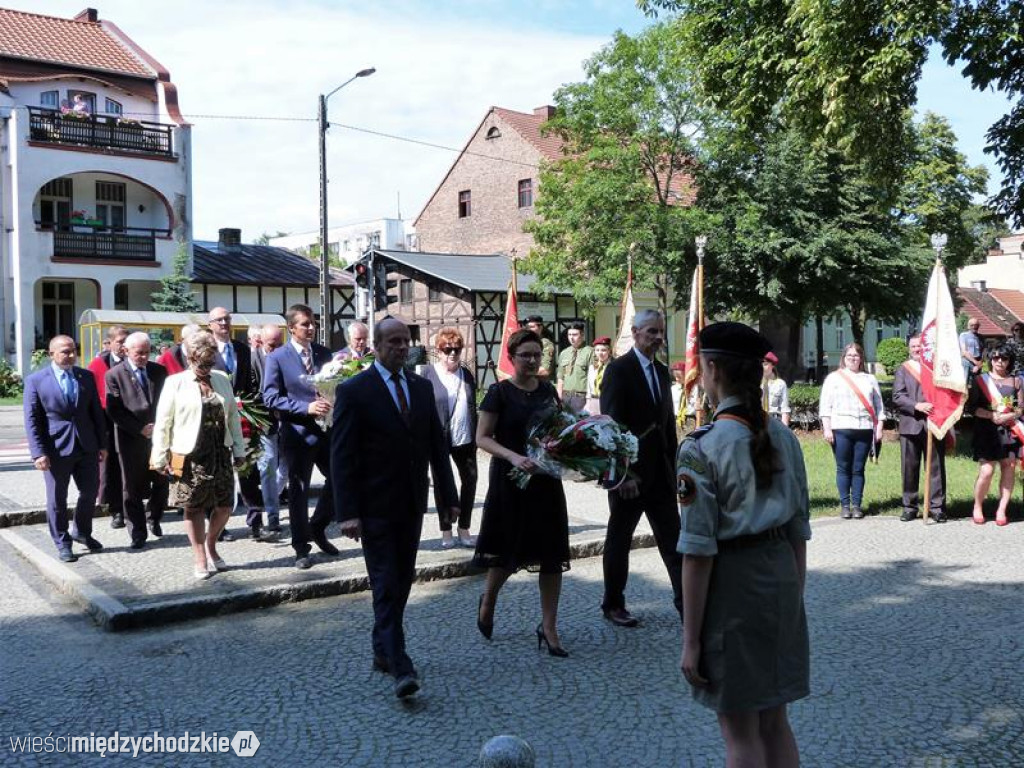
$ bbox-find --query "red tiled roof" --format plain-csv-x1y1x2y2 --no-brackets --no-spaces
957,287,1016,336
987,288,1024,324
0,8,153,79
492,107,566,162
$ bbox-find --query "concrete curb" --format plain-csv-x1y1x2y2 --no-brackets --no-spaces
0,528,131,629
2,526,657,632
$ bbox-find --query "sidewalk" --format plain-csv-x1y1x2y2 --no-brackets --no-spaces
0,454,655,630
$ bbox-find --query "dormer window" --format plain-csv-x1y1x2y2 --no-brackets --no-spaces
486,126,501,140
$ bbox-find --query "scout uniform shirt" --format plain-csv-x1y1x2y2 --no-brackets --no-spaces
676,396,812,557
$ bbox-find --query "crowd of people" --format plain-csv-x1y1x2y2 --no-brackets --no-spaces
24,309,812,762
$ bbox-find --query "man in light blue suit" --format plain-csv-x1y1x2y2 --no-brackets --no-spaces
23,335,108,562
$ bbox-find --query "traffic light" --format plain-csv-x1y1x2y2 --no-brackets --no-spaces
353,257,370,289
373,261,398,311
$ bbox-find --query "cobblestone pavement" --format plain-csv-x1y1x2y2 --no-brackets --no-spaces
2,515,1024,766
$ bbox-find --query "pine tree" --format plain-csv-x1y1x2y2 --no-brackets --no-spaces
151,243,199,312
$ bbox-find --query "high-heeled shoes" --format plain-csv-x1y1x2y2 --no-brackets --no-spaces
536,623,569,658
477,595,493,640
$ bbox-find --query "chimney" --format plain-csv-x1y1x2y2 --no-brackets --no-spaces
218,228,242,253
74,8,99,22
533,105,556,120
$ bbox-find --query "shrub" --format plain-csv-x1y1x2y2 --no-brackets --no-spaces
0,359,23,398
30,349,49,371
876,337,909,375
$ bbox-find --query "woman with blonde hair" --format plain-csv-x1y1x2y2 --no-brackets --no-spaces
151,331,246,579
818,343,884,519
584,336,612,414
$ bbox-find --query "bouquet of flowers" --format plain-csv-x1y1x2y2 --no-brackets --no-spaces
302,353,375,430
235,395,273,476
508,406,639,489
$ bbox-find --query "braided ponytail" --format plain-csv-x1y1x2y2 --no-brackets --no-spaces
708,353,777,489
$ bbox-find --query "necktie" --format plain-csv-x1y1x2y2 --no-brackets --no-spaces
223,342,236,375
301,347,313,375
136,367,150,400
391,373,410,420
61,370,74,405
647,362,661,404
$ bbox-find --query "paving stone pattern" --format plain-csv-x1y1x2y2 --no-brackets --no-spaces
2,515,1024,766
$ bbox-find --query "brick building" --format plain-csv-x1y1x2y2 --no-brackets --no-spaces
414,105,563,255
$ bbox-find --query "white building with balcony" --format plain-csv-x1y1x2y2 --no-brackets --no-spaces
0,6,192,372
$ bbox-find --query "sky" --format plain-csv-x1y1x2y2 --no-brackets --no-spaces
14,1,1015,241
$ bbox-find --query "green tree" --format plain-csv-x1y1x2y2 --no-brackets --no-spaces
637,0,1024,226
150,243,200,312
523,22,712,313
254,231,289,246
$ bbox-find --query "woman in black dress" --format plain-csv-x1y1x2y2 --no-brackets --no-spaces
473,329,571,656
968,344,1023,526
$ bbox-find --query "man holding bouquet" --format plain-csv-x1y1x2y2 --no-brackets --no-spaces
599,309,683,627
262,304,338,569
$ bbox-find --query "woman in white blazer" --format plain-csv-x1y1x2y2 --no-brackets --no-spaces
151,331,246,580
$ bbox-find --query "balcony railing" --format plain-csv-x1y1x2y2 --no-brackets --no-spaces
27,107,174,157
52,230,157,262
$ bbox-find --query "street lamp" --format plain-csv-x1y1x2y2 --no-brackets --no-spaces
930,232,948,262
318,66,376,346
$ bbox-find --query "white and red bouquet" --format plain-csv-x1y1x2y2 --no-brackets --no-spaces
509,407,639,489
302,353,375,430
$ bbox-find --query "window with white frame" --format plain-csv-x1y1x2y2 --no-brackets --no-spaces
104,98,123,115
40,90,59,109
835,327,845,349
96,181,126,232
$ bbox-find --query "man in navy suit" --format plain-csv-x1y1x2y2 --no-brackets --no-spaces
332,317,459,699
599,309,683,627
262,304,338,569
24,335,108,562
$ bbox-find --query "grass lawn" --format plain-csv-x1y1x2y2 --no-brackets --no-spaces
0,396,21,406
800,433,986,520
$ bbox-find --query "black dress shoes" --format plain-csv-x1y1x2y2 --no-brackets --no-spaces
603,607,639,628
851,507,865,519
394,673,420,699
930,510,948,523
218,529,235,542
149,521,163,537
72,534,103,552
900,509,918,522
372,655,391,674
840,507,853,519
57,547,77,563
129,539,146,550
313,533,339,556
295,555,312,570
110,513,125,529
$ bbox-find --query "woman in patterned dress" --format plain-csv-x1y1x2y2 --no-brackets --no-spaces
151,331,246,579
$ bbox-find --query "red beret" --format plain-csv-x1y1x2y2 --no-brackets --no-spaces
671,361,686,372
593,336,612,346
764,351,779,364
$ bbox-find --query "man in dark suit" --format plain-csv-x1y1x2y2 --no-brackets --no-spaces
24,335,108,562
333,317,459,699
263,304,339,569
599,309,683,627
333,321,372,360
208,307,259,540
105,332,169,549
87,325,127,529
892,334,947,523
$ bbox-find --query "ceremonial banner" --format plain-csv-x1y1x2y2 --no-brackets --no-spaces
496,263,519,381
614,262,635,357
919,262,967,438
683,267,701,398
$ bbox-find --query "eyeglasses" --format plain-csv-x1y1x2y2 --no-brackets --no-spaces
440,347,462,355
992,355,1009,361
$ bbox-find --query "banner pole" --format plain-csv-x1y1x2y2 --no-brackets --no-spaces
695,242,705,428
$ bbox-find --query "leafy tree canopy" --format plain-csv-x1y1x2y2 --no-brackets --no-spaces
636,0,1024,226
